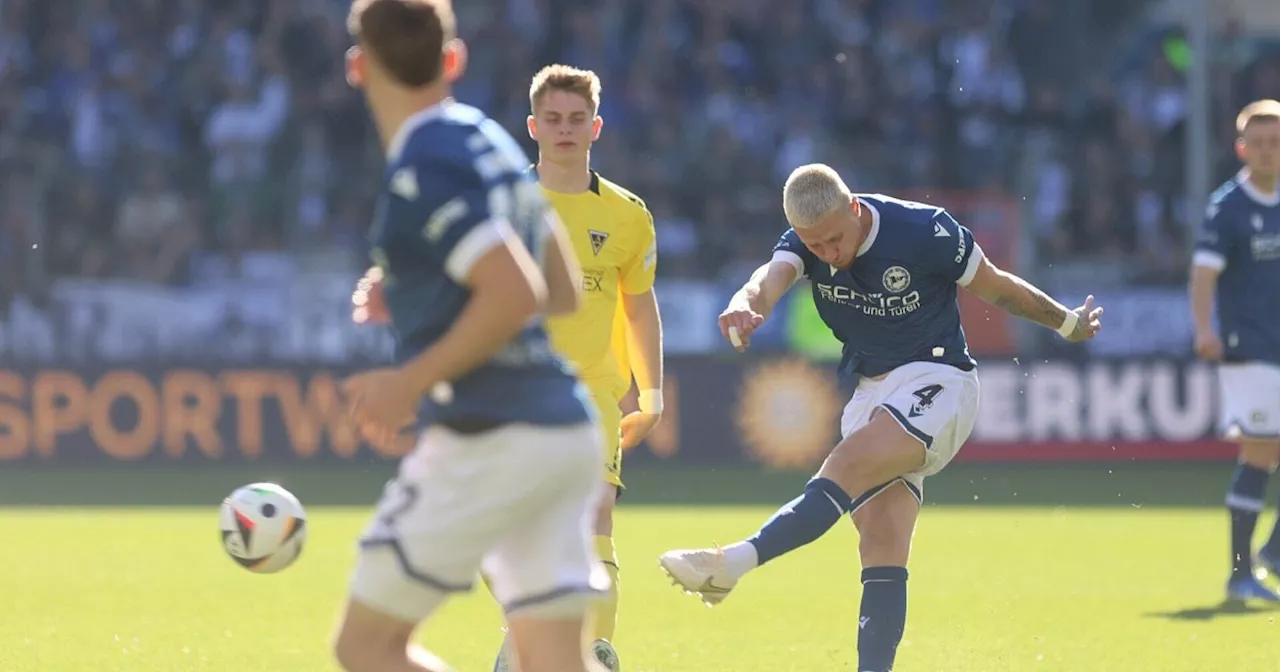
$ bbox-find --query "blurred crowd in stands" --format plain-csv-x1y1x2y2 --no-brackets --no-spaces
0,0,1277,302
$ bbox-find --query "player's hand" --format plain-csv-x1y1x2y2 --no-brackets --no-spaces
1063,295,1104,342
343,368,418,448
619,410,661,451
1194,329,1224,361
352,267,390,325
718,306,765,352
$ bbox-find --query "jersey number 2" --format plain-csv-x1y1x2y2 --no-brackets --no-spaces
378,480,420,528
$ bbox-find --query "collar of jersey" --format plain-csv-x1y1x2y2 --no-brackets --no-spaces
386,100,451,163
528,165,602,196
1237,169,1280,207
855,198,882,257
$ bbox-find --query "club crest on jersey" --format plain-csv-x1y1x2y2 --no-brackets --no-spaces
589,230,609,255
1252,213,1264,231
882,266,911,293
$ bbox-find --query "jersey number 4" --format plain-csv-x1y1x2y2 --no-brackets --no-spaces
908,384,943,418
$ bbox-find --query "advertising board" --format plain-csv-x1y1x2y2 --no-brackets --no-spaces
0,358,1232,465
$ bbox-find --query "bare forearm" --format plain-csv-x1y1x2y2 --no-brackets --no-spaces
400,287,537,395
1188,270,1217,333
623,291,663,391
983,269,1070,331
542,213,581,315
734,265,784,319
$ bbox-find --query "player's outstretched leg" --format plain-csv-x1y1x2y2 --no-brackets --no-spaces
851,482,919,672
659,411,923,606
1224,447,1280,601
659,475,850,606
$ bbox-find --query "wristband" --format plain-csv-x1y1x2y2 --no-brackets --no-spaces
1056,311,1079,339
638,389,663,415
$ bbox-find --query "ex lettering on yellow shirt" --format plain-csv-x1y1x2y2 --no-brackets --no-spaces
541,170,656,488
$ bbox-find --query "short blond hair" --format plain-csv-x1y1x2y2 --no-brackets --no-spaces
782,164,852,230
529,64,601,113
1237,99,1280,134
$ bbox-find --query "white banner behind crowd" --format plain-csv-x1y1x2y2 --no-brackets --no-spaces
0,276,727,362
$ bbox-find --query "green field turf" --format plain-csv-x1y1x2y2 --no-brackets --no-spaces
1,464,1278,671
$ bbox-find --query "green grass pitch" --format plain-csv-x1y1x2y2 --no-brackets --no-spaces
1,464,1277,671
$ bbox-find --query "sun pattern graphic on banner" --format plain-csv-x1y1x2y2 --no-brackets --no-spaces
735,359,841,469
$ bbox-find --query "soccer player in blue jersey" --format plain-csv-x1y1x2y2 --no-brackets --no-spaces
331,2,609,672
659,164,1103,672
1189,99,1280,603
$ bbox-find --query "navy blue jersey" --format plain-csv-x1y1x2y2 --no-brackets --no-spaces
1194,170,1280,364
772,194,982,383
370,102,589,426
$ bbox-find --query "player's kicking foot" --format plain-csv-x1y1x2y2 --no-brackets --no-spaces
658,548,738,606
590,639,620,671
1226,575,1280,602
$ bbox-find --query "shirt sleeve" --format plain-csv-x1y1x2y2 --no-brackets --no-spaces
1193,198,1234,272
620,202,657,294
407,163,518,284
928,209,984,286
771,228,817,279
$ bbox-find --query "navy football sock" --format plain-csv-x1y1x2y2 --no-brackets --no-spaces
746,478,852,566
1227,463,1269,579
858,566,908,672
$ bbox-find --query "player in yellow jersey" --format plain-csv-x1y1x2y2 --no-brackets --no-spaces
490,64,663,672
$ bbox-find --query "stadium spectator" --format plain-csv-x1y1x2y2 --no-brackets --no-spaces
3,0,1276,296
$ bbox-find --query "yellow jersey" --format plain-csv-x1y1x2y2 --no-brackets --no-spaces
541,171,657,398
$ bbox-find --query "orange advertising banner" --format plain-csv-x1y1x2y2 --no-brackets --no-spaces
0,368,413,462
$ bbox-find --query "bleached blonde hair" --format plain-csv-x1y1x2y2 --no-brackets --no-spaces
1237,99,1280,134
782,164,852,229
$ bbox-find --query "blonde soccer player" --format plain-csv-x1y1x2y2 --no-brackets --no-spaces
497,64,664,672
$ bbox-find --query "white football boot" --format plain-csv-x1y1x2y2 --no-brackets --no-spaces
658,547,738,606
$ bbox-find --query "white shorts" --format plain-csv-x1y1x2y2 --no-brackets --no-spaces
349,422,610,623
840,361,980,510
1218,362,1280,439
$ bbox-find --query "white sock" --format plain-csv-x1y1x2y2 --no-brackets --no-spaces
722,541,759,579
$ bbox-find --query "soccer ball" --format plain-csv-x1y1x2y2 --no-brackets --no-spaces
219,483,307,574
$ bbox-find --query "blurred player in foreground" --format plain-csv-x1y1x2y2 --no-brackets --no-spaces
659,164,1102,672
489,64,663,672
1190,99,1280,603
334,2,608,671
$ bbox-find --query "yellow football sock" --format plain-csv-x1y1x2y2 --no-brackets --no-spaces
589,535,620,642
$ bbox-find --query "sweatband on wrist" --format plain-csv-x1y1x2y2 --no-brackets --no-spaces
1057,311,1079,339
638,389,663,414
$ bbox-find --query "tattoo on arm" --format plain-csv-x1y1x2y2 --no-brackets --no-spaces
991,275,1071,332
